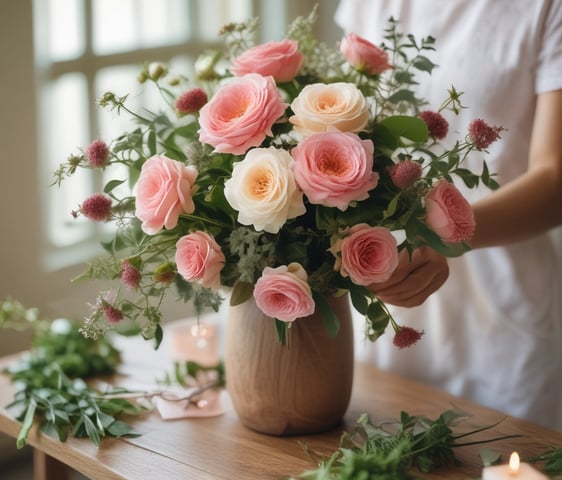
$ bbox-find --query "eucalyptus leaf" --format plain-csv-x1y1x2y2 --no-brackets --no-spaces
2,304,146,449
16,397,36,449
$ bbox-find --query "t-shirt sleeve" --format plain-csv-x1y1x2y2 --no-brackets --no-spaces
536,1,562,93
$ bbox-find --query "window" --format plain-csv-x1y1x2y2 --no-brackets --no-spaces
33,0,332,269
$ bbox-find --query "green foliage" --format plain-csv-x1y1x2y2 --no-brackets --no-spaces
1,299,146,448
293,410,522,479
526,447,562,475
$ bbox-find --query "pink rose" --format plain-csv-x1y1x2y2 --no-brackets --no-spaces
425,179,476,243
339,33,392,75
253,263,316,322
198,74,287,155
289,82,370,136
175,232,225,289
135,155,198,235
330,224,399,285
231,39,304,83
292,132,378,210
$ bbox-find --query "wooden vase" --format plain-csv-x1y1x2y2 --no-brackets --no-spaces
224,294,354,436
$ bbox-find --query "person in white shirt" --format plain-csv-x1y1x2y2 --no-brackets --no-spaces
335,0,562,430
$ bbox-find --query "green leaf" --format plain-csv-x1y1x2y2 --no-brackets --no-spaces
106,420,137,438
416,222,472,257
153,324,164,350
367,301,390,331
230,281,253,306
275,319,288,345
313,292,340,337
147,130,156,156
387,89,418,105
412,55,438,74
383,193,401,219
379,115,428,143
174,122,199,139
348,284,370,315
103,179,126,194
83,415,101,446
481,161,500,190
16,398,36,449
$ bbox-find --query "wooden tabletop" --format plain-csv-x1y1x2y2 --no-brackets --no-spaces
1,336,561,480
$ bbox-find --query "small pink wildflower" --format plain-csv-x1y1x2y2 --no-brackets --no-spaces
468,119,505,150
418,111,449,140
85,139,110,168
120,260,142,290
393,326,424,349
102,302,124,324
175,88,208,115
80,193,112,222
387,160,423,189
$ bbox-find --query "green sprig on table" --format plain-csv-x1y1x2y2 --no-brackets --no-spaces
1,299,147,448
293,410,562,479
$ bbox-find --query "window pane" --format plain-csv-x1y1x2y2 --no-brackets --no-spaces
95,65,143,138
40,0,85,61
197,0,252,39
92,0,190,55
42,73,92,247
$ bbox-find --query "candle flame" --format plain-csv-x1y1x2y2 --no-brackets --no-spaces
509,452,520,474
190,324,209,337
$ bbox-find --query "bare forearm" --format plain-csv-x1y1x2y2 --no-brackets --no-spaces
470,165,562,249
470,90,562,249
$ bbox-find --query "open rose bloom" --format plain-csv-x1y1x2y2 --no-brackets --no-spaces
59,14,499,346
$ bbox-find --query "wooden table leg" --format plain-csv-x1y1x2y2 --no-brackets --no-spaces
33,449,71,480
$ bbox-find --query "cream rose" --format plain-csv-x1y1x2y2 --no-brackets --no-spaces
289,82,370,136
223,147,306,233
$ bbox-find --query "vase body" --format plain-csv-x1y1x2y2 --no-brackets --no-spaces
224,294,354,436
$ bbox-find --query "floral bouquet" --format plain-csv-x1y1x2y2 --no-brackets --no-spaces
54,9,501,349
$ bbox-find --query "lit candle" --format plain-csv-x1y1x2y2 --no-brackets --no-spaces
482,452,548,479
169,321,220,367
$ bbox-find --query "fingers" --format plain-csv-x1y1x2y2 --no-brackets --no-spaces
368,247,449,307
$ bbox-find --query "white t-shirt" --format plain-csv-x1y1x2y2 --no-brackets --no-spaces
335,0,562,430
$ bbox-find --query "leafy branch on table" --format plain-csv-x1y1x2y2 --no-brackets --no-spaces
1,298,146,448
290,409,562,479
